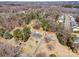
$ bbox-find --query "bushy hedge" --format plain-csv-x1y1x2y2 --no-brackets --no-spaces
22,27,31,42
67,35,75,47
40,19,51,31
13,29,23,41
56,32,66,45
66,35,77,53
56,32,77,53
13,27,31,42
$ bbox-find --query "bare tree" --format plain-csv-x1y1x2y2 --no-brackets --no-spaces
0,41,20,57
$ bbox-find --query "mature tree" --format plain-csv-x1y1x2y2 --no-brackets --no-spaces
13,29,23,41
22,27,31,42
0,41,20,57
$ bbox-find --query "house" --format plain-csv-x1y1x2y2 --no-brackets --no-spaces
57,14,78,31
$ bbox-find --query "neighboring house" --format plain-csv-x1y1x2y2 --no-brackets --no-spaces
57,14,78,31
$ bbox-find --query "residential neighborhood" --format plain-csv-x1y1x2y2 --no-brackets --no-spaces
0,1,79,57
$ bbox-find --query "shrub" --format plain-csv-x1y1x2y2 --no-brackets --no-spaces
66,35,77,52
56,32,66,45
72,47,77,53
41,20,51,31
22,27,31,42
0,41,20,57
29,12,38,19
0,28,5,37
13,29,23,41
3,31,13,39
13,27,31,42
67,35,76,46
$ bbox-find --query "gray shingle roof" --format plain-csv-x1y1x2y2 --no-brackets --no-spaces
31,31,42,39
